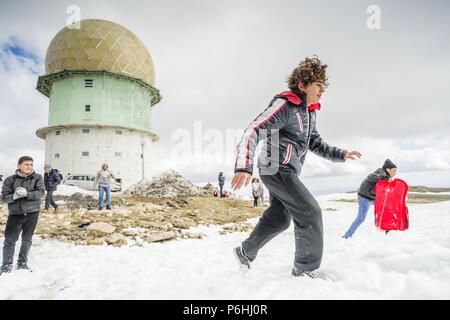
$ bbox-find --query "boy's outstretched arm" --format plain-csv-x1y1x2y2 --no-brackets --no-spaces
309,126,361,161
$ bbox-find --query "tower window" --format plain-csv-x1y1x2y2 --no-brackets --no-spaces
115,130,123,135
85,105,91,112
138,111,144,120
55,130,61,136
55,153,60,159
84,79,93,88
114,152,122,157
82,151,89,157
82,128,90,133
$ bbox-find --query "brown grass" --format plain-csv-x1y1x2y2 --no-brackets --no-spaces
333,193,450,204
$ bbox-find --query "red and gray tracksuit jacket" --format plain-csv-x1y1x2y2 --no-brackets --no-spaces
234,88,348,176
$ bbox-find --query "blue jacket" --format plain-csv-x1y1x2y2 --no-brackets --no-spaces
44,169,61,191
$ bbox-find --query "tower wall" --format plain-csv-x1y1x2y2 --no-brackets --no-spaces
44,126,154,189
48,74,154,130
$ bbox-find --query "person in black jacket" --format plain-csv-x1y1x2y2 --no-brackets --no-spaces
342,159,397,239
218,172,225,198
1,156,45,274
231,56,362,279
43,164,61,212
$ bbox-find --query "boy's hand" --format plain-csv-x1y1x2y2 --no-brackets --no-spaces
13,187,27,200
344,151,362,160
231,172,252,191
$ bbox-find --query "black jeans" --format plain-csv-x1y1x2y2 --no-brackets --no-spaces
253,196,259,207
45,190,57,209
242,167,323,272
2,212,40,266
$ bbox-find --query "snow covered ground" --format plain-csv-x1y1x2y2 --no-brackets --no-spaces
0,193,449,300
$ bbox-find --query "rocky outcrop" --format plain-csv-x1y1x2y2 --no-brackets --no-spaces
124,170,213,198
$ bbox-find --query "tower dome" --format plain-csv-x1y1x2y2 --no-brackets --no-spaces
45,19,155,86
36,19,161,189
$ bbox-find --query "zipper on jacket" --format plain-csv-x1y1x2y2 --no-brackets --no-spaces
282,143,293,165
300,109,311,158
296,111,304,131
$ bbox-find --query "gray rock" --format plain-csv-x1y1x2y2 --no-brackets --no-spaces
123,170,211,198
144,231,177,242
86,222,116,236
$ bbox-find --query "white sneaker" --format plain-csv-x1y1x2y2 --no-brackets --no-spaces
292,268,337,281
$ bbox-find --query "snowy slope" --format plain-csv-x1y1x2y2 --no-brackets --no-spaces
0,193,449,299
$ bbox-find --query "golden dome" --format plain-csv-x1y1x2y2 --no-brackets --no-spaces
45,19,155,86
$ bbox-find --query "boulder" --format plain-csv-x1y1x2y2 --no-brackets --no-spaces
87,238,104,246
86,222,116,236
123,170,204,198
106,233,128,247
200,183,216,196
144,231,176,242
172,217,197,229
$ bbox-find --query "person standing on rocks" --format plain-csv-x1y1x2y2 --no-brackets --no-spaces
257,178,264,206
1,156,45,274
43,164,61,212
342,159,397,239
94,163,116,210
251,178,262,207
231,56,362,279
218,172,225,198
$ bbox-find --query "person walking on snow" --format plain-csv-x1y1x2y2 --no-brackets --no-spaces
43,164,61,212
251,178,261,207
94,163,116,210
1,156,44,274
231,56,362,279
218,172,225,198
342,159,397,239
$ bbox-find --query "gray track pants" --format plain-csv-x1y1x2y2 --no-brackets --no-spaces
242,167,323,271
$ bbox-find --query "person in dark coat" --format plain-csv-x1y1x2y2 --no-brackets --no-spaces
342,159,397,239
43,164,61,212
218,172,225,198
1,156,45,274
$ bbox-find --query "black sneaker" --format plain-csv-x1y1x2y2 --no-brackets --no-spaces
0,264,13,275
99,207,103,211
233,246,251,272
106,205,111,210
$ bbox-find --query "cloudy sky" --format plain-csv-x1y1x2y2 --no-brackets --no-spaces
0,0,449,193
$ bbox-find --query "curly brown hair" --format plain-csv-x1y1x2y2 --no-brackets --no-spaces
287,55,329,90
